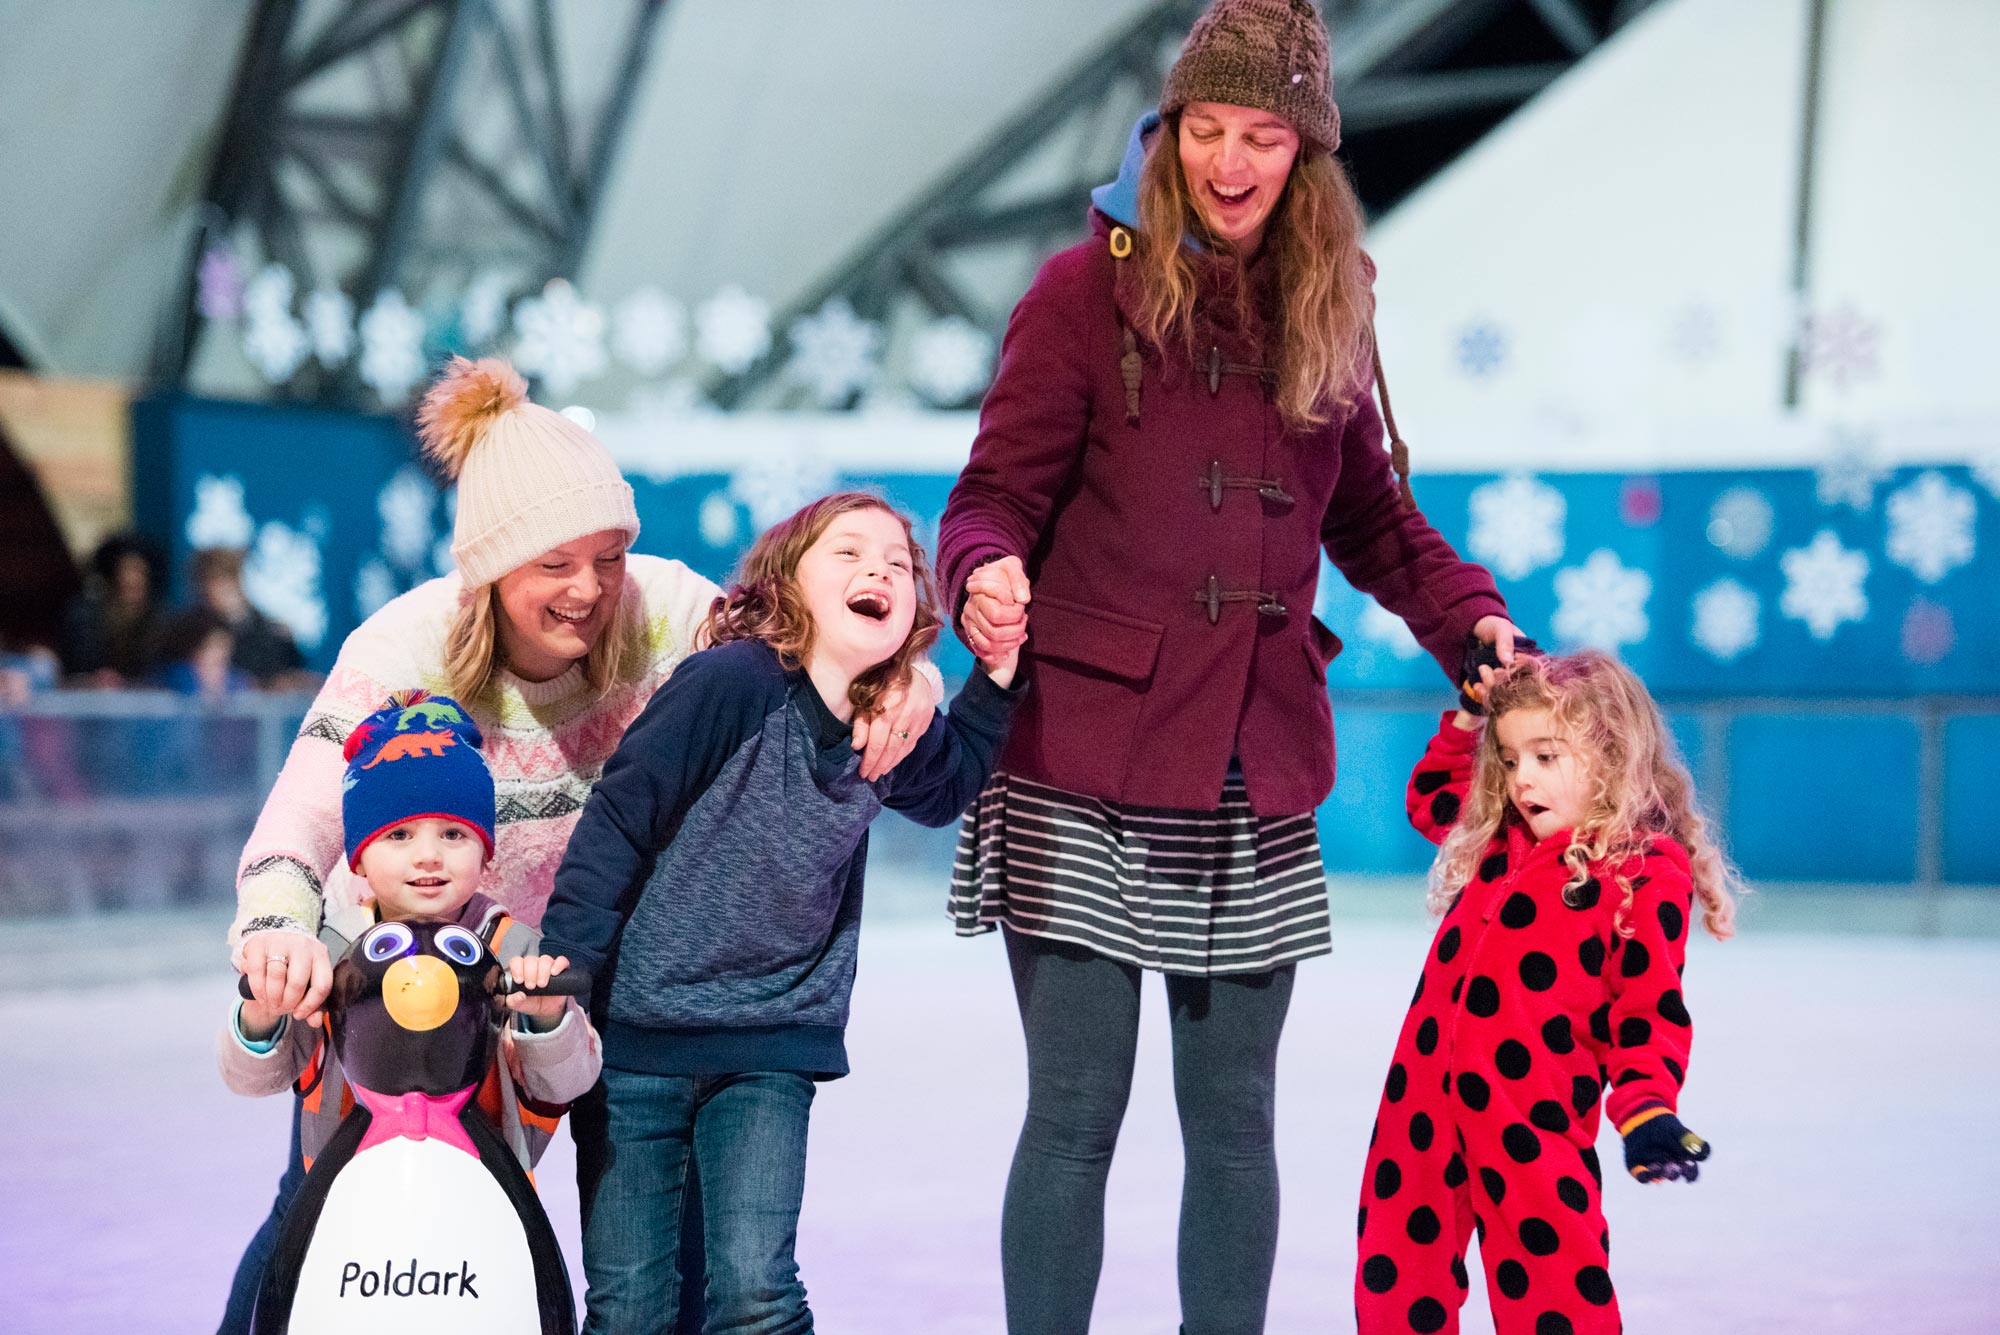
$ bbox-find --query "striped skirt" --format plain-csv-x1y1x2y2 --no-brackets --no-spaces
948,770,1332,977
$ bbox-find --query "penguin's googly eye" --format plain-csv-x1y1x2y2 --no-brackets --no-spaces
363,922,415,962
434,925,484,967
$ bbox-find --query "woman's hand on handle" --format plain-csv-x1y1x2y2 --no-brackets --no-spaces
963,556,1031,659
854,663,943,782
1471,614,1524,666
239,929,332,1024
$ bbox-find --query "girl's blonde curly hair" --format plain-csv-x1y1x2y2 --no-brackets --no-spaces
1431,651,1741,942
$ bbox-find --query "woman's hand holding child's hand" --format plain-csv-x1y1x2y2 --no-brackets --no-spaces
964,557,1031,659
854,665,942,781
240,930,333,1023
503,954,573,1031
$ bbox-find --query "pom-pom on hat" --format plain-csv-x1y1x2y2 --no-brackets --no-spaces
1160,0,1341,152
341,690,497,871
417,356,640,588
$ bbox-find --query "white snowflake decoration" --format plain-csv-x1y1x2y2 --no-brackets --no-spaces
243,520,327,652
1467,474,1566,580
359,290,427,404
1705,485,1774,560
787,298,881,407
513,279,607,397
377,466,437,572
186,474,256,550
1884,470,1976,585
1969,449,2000,502
613,287,687,377
1359,598,1424,660
1690,578,1761,663
728,448,839,530
1455,321,1507,378
304,287,353,367
241,264,309,383
1815,427,1889,512
1779,530,1869,641
1798,303,1881,391
460,272,512,347
1552,549,1651,652
698,491,740,548
354,558,400,618
908,315,994,405
696,285,772,374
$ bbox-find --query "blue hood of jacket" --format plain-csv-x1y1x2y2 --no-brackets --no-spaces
1089,112,1159,229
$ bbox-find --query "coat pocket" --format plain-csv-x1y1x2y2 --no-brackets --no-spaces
1304,615,1345,675
1029,594,1164,683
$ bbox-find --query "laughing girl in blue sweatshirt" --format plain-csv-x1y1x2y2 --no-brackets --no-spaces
539,491,1021,1334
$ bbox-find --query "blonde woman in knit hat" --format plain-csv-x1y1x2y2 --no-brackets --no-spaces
215,357,941,1334
937,1,1525,1330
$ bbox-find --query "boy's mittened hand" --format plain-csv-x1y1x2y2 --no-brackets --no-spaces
1458,630,1542,715
1620,1109,1711,1184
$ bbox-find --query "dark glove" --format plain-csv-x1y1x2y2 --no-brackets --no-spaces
1457,630,1541,715
1620,1108,1711,1184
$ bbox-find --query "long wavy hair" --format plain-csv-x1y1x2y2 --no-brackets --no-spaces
442,578,635,707
703,492,941,717
1130,110,1373,431
1430,652,1741,941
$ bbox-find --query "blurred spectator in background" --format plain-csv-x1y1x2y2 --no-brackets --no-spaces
186,547,312,689
60,531,166,686
151,606,252,699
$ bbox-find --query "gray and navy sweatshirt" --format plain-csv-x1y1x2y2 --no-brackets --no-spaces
538,638,1021,1079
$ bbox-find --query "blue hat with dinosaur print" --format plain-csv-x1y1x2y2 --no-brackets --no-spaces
340,690,496,870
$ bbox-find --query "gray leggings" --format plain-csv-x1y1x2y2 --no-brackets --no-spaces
1000,927,1295,1335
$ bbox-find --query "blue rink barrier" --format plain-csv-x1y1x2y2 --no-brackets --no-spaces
0,691,1993,917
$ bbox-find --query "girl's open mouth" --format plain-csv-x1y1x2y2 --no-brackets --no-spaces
846,591,891,622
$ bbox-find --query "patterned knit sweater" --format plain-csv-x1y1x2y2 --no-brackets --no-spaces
231,555,720,956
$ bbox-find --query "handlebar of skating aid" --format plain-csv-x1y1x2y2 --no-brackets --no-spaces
238,968,593,1000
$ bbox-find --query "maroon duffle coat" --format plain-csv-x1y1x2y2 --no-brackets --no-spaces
937,212,1507,817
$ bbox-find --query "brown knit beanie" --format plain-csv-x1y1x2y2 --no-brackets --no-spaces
1160,0,1340,152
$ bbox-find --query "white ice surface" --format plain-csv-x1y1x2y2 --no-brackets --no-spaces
4,912,1996,1333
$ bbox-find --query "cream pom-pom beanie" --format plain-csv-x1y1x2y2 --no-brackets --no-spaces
415,357,640,587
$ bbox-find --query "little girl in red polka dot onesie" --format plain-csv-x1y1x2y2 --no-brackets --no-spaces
1354,650,1739,1335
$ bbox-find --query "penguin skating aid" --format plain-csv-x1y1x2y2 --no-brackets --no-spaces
248,921,589,1335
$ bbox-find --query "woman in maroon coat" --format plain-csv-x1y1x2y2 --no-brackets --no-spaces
936,2,1522,1331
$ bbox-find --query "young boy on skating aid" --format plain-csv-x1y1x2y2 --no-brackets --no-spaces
537,492,1024,1335
1354,651,1738,1335
217,690,600,1170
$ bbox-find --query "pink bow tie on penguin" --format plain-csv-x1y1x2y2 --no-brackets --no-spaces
352,1083,479,1157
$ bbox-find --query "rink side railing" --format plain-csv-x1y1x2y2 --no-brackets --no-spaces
1,689,1995,918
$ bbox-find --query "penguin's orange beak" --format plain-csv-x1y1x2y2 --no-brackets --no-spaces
381,955,459,1031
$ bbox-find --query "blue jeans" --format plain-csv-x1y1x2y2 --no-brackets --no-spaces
574,1067,816,1335
217,1098,307,1334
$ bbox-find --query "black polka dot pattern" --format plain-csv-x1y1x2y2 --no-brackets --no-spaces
1457,1071,1491,1111
1495,1259,1529,1299
1450,1253,1469,1291
1620,939,1651,978
1657,989,1691,1026
1414,769,1452,795
1618,1016,1652,1048
1467,976,1500,1016
1520,1216,1561,1256
1657,900,1685,941
1570,1074,1600,1118
1442,1151,1466,1187
1361,1253,1397,1293
1430,791,1460,825
1535,1314,1575,1335
1503,1123,1542,1163
1375,1159,1402,1199
1556,1175,1591,1213
1588,1004,1611,1044
1541,1015,1575,1054
1519,951,1557,991
1415,1017,1439,1054
1529,1100,1572,1134
1408,1296,1447,1333
1406,1205,1441,1245
1481,851,1508,881
1496,1039,1533,1080
1436,926,1461,963
1568,877,1601,910
1500,892,1537,928
1386,1063,1407,1103
1480,1166,1507,1204
1409,1112,1435,1152
1577,936,1605,976
1576,1265,1615,1305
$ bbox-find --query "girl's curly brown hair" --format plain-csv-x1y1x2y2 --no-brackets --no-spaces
1431,651,1741,942
702,492,941,718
